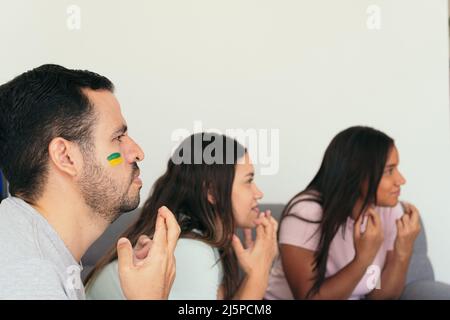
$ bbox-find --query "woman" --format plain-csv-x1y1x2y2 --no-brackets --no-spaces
85,132,278,299
265,126,421,300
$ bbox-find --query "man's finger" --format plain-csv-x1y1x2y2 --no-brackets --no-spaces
117,237,134,273
158,206,180,253
145,213,167,261
135,234,151,251
134,240,153,260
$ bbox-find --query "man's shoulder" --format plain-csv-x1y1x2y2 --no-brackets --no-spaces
0,258,69,299
0,200,44,262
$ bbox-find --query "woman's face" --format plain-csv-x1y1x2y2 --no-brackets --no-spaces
231,152,264,228
376,145,406,207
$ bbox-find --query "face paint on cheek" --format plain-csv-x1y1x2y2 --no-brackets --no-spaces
107,152,124,167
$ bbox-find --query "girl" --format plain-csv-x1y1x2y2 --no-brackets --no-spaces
85,132,278,299
265,126,421,300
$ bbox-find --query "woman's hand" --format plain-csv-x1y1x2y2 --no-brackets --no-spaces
394,202,421,260
230,210,278,299
231,210,278,278
353,208,384,267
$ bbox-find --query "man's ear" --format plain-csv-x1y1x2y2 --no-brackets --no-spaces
48,137,82,177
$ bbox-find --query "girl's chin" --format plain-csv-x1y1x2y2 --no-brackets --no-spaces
237,221,257,229
377,198,399,208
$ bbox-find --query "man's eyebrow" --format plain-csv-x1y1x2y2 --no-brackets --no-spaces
111,124,127,138
245,172,255,178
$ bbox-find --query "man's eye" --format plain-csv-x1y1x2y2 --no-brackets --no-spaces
115,134,125,142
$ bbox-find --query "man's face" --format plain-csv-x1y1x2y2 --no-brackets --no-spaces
78,89,145,223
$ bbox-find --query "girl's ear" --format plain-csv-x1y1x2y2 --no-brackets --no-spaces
204,181,216,205
207,191,215,205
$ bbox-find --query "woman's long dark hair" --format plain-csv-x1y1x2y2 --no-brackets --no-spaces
85,132,247,299
279,126,394,298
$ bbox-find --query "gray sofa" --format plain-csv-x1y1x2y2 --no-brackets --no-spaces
81,204,450,299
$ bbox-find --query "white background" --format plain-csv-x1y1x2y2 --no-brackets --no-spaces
1,0,450,283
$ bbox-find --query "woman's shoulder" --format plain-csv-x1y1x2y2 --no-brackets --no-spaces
86,260,124,300
173,237,222,280
375,202,404,220
176,237,219,260
285,194,323,221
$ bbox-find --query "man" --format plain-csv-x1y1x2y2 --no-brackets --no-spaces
0,64,180,299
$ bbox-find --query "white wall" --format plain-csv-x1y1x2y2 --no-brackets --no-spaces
1,0,450,283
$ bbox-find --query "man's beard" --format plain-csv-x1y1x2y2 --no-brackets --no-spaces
79,157,141,223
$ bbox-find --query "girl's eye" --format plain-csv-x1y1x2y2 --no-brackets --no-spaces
385,168,394,175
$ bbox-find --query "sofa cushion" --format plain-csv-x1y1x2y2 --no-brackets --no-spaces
401,280,450,300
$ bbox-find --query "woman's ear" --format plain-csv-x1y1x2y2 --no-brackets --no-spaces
207,191,215,205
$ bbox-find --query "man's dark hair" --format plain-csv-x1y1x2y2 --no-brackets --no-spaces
0,64,114,203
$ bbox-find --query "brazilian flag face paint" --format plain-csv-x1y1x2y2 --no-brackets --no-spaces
107,152,123,167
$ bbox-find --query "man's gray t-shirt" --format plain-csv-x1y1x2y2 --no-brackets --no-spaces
0,197,85,299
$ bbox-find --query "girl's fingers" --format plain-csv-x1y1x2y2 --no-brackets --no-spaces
408,203,420,225
396,219,404,236
354,212,364,239
257,216,273,237
367,208,381,227
255,223,265,242
244,228,253,249
231,234,245,256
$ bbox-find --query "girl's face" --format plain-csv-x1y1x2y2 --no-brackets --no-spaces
376,145,406,207
231,152,264,228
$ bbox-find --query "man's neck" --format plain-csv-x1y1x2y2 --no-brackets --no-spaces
30,190,109,262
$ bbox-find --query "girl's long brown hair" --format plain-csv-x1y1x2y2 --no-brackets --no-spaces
85,132,247,299
278,126,394,298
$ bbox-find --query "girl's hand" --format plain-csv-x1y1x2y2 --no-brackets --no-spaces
231,210,278,277
394,202,421,260
353,207,384,267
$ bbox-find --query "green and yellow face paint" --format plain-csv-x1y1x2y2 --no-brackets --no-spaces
107,152,123,167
